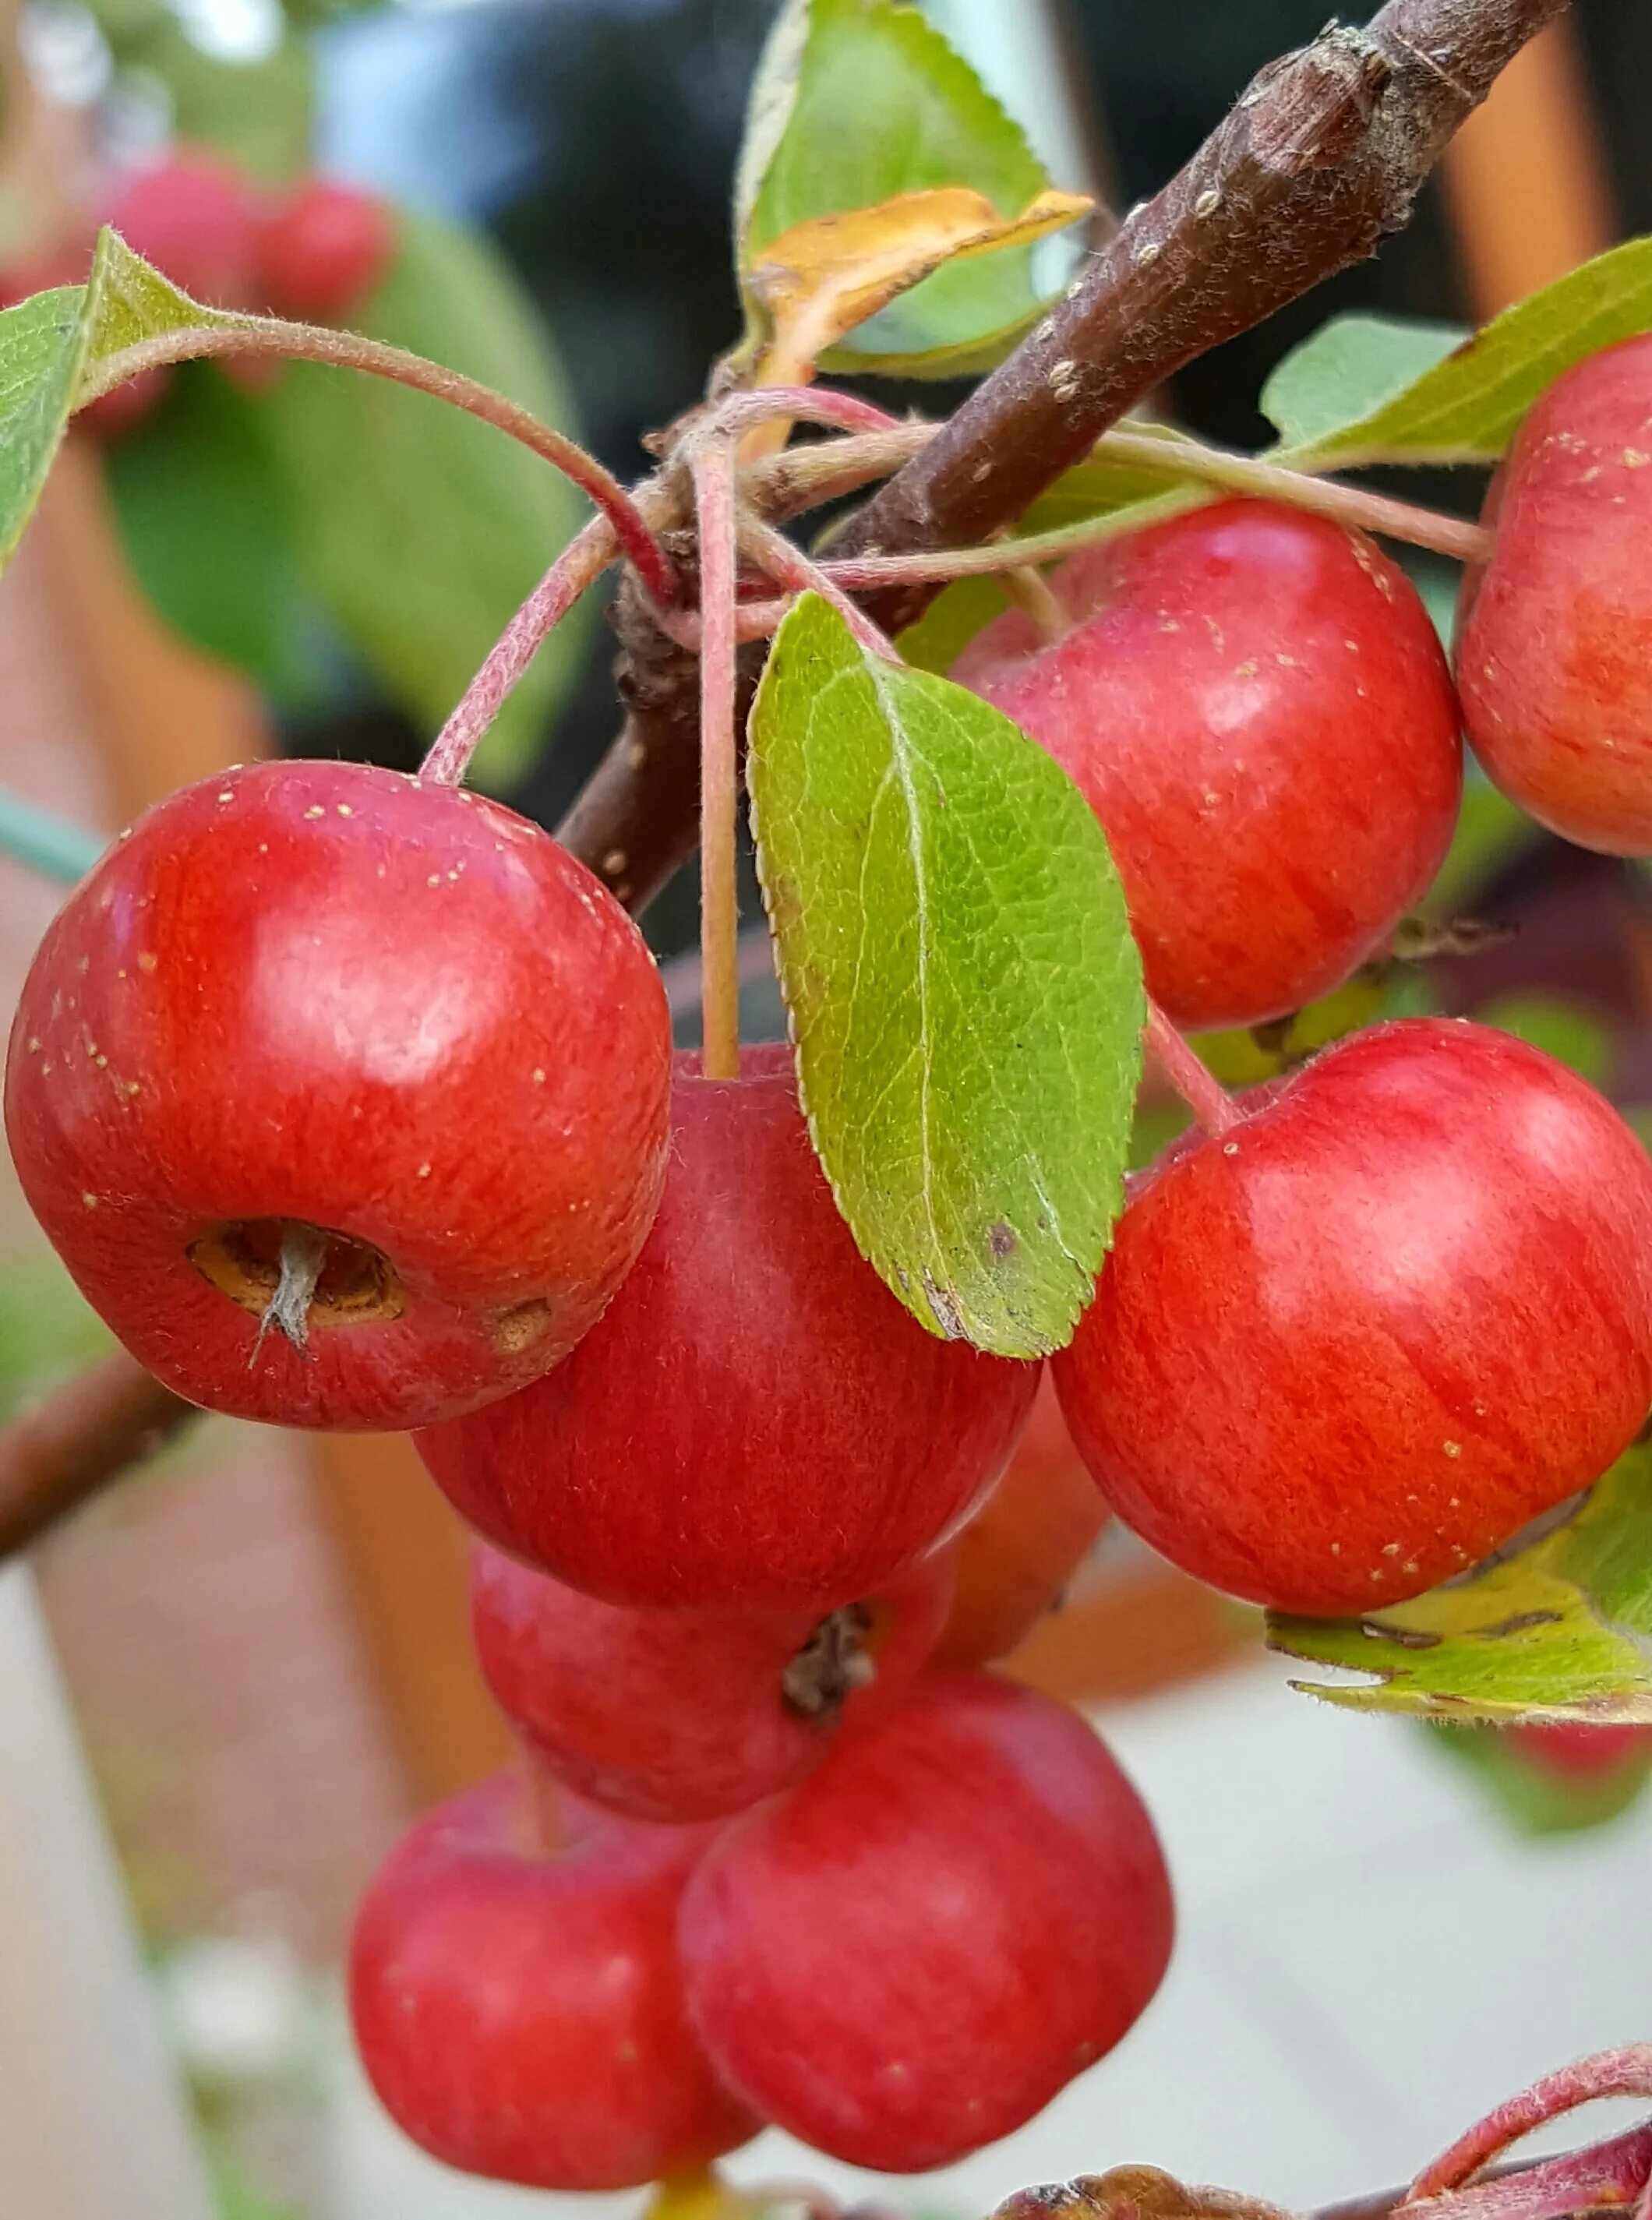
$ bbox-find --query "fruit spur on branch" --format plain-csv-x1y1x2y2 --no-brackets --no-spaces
9,0,1652,2204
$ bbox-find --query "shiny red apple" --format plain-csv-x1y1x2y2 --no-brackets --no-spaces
680,1672,1173,2172
5,761,672,1430
951,498,1462,1031
418,1046,1038,1608
471,1540,955,1823
1458,334,1652,854
1054,1018,1652,1617
256,180,395,322
350,1770,758,2190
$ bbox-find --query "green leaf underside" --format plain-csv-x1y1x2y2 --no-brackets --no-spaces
0,287,87,566
1270,1445,1652,1723
737,0,1064,377
1268,236,1652,468
0,229,248,580
748,592,1144,1357
259,213,588,787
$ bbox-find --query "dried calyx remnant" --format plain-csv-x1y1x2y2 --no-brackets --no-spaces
189,1217,407,1355
782,1604,877,1720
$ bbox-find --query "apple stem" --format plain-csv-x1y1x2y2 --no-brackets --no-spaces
251,1223,328,1362
422,517,618,786
1000,565,1068,644
517,1745,570,1858
1407,2045,1652,2201
84,319,681,606
693,438,743,1082
741,516,901,662
1397,2123,1652,2220
1094,428,1495,564
711,386,909,443
1145,1003,1244,1138
741,421,937,520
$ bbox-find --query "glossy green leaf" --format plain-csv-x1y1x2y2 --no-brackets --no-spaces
1260,313,1464,453
1271,237,1652,468
748,592,1144,1356
262,212,588,787
0,285,87,566
736,0,1069,379
107,364,330,711
1270,1445,1652,1723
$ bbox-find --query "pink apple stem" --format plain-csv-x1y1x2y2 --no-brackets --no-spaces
1145,1002,1244,1137
740,515,901,662
1399,2123,1652,2220
83,319,681,605
711,386,911,441
653,596,796,651
694,439,743,1082
999,565,1068,643
1409,2046,1652,2201
422,517,617,786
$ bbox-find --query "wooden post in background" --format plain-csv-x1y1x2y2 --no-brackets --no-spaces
1438,16,1614,317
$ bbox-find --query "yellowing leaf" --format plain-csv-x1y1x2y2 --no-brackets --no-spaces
1270,1447,1652,1724
750,185,1089,385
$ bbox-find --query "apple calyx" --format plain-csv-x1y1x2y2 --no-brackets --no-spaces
188,1216,405,1357
781,1604,877,1721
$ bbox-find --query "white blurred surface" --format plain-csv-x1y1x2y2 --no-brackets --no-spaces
327,1658,1652,2219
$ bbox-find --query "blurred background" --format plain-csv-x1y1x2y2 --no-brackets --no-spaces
5,2,1652,2215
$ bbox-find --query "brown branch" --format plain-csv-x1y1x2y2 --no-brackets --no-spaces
0,1353,194,1558
560,0,1570,911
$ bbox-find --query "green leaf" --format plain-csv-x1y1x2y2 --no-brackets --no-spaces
747,592,1144,1356
0,286,88,566
107,364,330,711
736,0,1067,379
79,226,245,390
1271,238,1652,468
1420,1719,1652,1837
262,212,588,787
1261,313,1466,453
1270,1445,1652,1723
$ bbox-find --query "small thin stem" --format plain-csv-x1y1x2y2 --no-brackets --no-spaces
693,439,742,1082
0,787,105,884
817,489,1205,591
1000,565,1068,643
741,422,938,521
422,517,617,786
1145,1002,1244,1138
1399,2126,1652,2220
1096,427,1494,564
741,516,900,662
712,386,909,442
1410,2047,1652,2202
83,319,680,605
653,595,796,651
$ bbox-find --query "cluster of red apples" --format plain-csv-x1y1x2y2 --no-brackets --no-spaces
9,336,1652,2190
1,147,394,433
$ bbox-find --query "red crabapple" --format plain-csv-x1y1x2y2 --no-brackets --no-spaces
104,152,260,309
1509,1722,1652,1780
471,1540,955,1823
1054,1018,1652,1618
418,1046,1037,1608
4,761,672,1431
932,1370,1109,1670
951,499,1462,1031
1458,334,1652,854
350,1770,758,2190
256,180,395,322
680,1672,1173,2172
